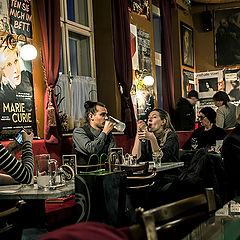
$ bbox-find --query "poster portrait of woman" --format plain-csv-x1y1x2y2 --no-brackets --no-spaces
181,22,194,68
0,45,36,139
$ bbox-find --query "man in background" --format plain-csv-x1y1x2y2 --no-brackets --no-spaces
174,90,199,131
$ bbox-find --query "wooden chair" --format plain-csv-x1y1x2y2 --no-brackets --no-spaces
129,188,216,240
126,168,157,190
0,200,26,240
118,167,157,226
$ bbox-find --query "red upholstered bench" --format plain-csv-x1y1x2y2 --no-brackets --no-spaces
61,133,135,155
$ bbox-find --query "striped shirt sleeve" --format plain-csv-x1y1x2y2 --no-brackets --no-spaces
0,141,34,184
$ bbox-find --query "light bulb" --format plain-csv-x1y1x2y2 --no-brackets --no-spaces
20,44,37,60
143,75,154,86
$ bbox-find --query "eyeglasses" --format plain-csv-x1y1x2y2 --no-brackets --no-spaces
198,116,206,120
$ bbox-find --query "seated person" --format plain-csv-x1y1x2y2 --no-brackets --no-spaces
0,131,34,184
213,91,237,129
132,108,179,163
182,107,226,150
222,120,240,200
72,101,116,165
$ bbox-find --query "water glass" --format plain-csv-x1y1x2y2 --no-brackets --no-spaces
124,153,132,165
108,116,126,132
152,152,162,167
131,154,137,165
191,138,198,150
35,154,58,190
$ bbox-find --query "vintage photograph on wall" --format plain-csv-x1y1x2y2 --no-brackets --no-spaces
214,7,240,66
128,0,150,20
182,69,195,98
224,69,240,102
180,22,194,68
195,71,224,99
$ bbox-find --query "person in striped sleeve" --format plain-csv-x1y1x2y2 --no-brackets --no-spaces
0,131,34,184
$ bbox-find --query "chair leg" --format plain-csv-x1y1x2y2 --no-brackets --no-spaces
142,213,158,240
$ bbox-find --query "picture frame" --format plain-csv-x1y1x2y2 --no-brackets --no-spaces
110,148,123,164
180,22,194,68
129,0,150,21
62,154,77,174
214,8,240,67
182,69,195,98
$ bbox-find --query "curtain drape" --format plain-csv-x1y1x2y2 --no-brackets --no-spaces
112,0,136,137
159,0,176,114
37,0,61,144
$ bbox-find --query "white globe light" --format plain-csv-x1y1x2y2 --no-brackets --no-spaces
143,75,154,86
20,44,37,61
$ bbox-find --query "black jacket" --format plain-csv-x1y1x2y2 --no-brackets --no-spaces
222,124,240,199
182,125,226,150
174,98,195,131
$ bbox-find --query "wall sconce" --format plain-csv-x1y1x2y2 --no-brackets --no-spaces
135,69,154,86
0,34,37,61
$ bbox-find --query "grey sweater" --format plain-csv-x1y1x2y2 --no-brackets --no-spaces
216,103,237,129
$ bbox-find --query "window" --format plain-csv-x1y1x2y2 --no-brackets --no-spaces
58,0,96,132
60,0,95,77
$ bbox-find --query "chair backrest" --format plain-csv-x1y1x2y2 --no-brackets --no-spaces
126,168,157,190
129,188,216,240
0,200,26,239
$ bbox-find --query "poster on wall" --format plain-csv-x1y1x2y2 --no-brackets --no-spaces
9,0,32,38
130,24,139,70
214,8,240,67
195,70,224,99
224,69,240,102
0,0,36,140
0,0,10,32
128,0,150,21
137,29,151,73
198,98,217,112
136,86,154,120
183,69,194,98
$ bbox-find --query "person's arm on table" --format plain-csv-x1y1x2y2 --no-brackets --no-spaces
0,132,34,184
0,173,18,185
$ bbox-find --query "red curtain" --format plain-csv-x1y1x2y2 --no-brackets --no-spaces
159,0,176,114
112,0,137,137
37,0,61,144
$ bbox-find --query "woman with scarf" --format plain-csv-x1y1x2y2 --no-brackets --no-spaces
132,108,179,163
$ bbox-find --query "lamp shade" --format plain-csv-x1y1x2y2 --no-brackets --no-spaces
20,44,37,61
143,75,154,86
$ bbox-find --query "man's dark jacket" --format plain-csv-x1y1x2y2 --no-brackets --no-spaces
222,124,240,199
174,97,195,131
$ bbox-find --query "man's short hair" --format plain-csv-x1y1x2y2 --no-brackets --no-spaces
187,90,199,99
84,101,105,124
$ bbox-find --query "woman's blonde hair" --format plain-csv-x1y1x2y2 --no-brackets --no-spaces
150,108,175,146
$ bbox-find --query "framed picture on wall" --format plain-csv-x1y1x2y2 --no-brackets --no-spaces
214,8,240,66
182,69,195,98
180,22,194,68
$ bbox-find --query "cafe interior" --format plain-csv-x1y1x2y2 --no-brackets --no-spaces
1,0,240,239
